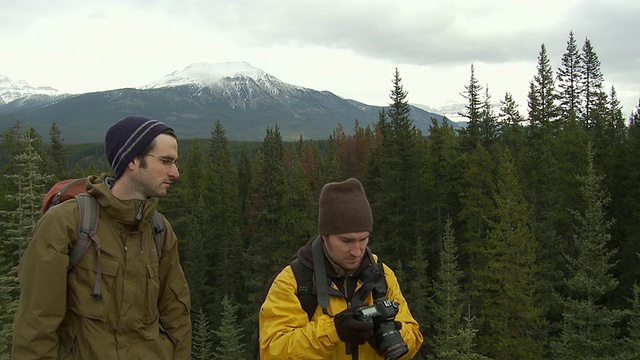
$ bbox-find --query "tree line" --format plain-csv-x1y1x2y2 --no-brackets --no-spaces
1,31,640,359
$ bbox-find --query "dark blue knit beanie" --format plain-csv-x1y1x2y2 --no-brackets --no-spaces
105,116,172,179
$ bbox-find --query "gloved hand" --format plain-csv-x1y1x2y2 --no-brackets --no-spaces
333,308,374,345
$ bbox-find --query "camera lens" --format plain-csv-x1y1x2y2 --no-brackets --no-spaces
374,321,408,360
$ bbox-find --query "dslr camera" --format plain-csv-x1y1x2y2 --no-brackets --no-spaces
354,298,409,360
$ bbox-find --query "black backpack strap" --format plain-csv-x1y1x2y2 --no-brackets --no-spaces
71,193,104,299
291,258,317,321
150,211,166,258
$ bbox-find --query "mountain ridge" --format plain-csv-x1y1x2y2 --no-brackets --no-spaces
0,62,460,143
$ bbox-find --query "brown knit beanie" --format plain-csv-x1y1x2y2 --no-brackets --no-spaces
318,178,373,235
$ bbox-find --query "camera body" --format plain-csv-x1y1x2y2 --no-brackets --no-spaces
354,299,409,360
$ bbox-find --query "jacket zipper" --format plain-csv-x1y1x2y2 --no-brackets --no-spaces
136,203,144,220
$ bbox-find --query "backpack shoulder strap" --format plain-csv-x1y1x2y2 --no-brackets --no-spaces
150,211,166,258
69,193,104,299
290,257,317,321
68,193,98,270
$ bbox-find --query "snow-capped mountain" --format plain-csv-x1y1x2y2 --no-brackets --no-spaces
144,61,303,95
0,74,63,105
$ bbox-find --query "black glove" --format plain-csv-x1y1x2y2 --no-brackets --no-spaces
333,309,374,345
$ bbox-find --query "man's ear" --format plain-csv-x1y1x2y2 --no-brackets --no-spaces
127,157,139,171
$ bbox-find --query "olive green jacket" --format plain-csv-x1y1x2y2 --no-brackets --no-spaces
12,175,191,359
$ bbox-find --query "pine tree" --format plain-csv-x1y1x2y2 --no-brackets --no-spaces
0,121,23,166
183,196,213,313
365,68,426,273
630,99,640,126
620,283,640,359
335,120,373,179
406,236,430,358
521,80,567,333
243,126,289,331
236,145,253,222
432,218,468,359
278,142,315,254
497,92,526,159
213,296,246,360
478,85,498,149
458,64,484,149
206,122,245,302
613,101,640,308
0,128,54,356
297,137,323,196
498,92,525,130
192,307,214,360
184,139,208,204
556,31,583,122
438,310,491,360
528,44,560,132
321,132,341,184
457,143,495,295
552,144,625,359
47,122,70,181
598,89,628,290
475,149,545,359
423,118,461,268
580,38,605,130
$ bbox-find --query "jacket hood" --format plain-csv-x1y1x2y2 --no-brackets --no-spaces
86,175,159,229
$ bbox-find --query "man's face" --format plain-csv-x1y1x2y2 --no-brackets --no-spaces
133,134,180,198
323,231,370,271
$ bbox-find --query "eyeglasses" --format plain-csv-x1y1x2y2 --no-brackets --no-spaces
145,153,179,169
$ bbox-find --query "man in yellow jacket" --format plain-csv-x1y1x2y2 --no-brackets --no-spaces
12,116,191,359
259,178,423,359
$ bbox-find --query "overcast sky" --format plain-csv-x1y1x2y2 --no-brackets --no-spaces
2,0,639,117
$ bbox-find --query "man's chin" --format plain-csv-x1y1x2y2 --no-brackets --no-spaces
151,189,168,198
343,260,362,271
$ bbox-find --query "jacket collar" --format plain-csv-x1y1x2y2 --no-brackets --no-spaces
86,175,159,228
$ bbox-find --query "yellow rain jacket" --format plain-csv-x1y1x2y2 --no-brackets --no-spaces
12,175,191,359
259,237,423,359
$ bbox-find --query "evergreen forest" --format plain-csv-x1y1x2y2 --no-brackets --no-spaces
1,32,640,359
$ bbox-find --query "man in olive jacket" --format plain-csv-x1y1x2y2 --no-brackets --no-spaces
12,116,191,359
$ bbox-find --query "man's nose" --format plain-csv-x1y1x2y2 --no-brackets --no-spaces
169,167,180,179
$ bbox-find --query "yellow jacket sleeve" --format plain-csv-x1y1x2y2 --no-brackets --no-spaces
259,265,343,359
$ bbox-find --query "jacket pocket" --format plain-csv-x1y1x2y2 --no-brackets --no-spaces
145,262,160,323
68,258,119,321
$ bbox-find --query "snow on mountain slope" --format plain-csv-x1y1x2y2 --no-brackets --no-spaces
0,74,61,104
143,61,303,94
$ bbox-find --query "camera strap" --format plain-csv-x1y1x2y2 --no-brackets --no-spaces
312,236,331,315
354,252,387,306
